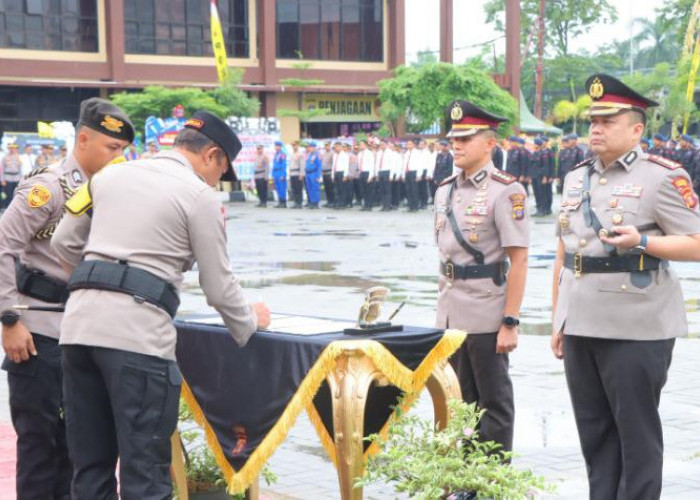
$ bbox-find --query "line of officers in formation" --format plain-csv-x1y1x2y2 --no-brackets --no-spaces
247,133,593,218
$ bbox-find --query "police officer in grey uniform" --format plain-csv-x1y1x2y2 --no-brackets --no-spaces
254,144,270,207
51,111,271,499
552,74,700,500
0,98,134,500
435,100,530,454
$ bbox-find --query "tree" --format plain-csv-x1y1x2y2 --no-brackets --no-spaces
377,62,517,136
484,0,618,58
414,49,438,67
110,67,258,132
277,52,329,135
632,17,680,69
551,95,591,134
658,0,696,47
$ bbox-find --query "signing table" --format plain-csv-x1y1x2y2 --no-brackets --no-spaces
170,315,465,499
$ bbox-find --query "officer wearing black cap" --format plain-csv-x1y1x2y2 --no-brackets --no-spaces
678,133,699,183
50,110,271,498
552,74,700,500
435,100,529,456
648,133,670,159
556,134,585,194
0,97,134,500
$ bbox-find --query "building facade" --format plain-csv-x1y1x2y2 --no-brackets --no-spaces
0,0,406,142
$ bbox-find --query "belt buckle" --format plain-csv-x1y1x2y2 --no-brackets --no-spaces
445,261,455,281
574,252,583,279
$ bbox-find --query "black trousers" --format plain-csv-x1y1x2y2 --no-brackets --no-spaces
332,172,347,207
1,180,19,209
531,176,546,214
290,175,304,206
378,171,391,209
429,179,438,203
448,332,514,452
2,334,71,500
405,171,419,210
62,345,182,500
322,172,335,205
360,172,374,209
418,172,428,208
352,178,362,205
563,335,674,500
392,178,403,208
254,178,267,206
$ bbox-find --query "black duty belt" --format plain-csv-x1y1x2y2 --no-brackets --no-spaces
564,252,661,278
441,260,509,285
15,262,69,304
68,260,180,318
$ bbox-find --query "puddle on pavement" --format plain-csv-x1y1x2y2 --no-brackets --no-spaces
278,273,382,289
379,241,421,248
270,261,340,272
273,229,367,237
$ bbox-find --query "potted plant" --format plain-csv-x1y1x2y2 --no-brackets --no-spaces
177,401,277,499
357,399,551,499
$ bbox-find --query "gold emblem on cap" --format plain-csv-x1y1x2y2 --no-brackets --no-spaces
101,115,124,133
589,78,604,99
450,103,463,122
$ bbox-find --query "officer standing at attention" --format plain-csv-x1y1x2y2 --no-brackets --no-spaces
272,140,288,208
0,98,134,500
435,100,529,455
51,111,271,499
551,74,700,500
289,140,305,208
434,139,454,187
1,143,22,209
648,134,669,159
321,141,336,208
678,134,698,182
331,141,350,209
304,141,322,209
253,144,270,207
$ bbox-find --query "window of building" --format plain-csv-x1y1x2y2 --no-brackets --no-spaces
277,0,383,62
124,0,249,58
0,0,98,52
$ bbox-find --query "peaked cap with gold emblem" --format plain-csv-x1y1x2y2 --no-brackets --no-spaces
445,100,507,138
77,97,135,143
586,73,658,117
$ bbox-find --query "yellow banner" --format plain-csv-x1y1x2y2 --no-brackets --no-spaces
684,33,700,133
210,0,229,83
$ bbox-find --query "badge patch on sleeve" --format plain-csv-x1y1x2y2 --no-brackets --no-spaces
27,184,51,208
671,176,698,210
509,193,526,220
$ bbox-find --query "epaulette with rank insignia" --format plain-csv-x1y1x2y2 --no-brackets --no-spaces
439,174,459,186
647,154,681,170
571,157,595,171
490,170,516,185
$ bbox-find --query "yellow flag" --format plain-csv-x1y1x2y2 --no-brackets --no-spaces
684,33,700,133
210,0,229,83
37,121,54,138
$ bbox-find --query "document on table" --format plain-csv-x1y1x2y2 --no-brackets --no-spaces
185,314,355,335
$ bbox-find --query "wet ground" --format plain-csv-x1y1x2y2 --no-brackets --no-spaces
1,194,700,499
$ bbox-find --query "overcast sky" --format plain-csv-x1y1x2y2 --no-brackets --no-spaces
405,0,663,64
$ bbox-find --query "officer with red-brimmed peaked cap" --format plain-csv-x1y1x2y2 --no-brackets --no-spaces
51,110,270,498
435,100,530,456
552,74,700,499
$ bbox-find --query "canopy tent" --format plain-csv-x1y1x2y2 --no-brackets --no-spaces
520,91,563,135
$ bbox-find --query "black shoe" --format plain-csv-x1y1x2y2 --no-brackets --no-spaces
275,203,287,208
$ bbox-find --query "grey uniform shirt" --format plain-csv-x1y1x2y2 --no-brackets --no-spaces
555,146,700,340
254,154,270,180
0,155,87,339
434,162,530,334
51,150,257,360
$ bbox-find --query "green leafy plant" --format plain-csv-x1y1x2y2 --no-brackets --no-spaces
357,399,551,499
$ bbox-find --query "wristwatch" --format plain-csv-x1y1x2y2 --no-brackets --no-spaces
0,311,20,327
502,316,520,328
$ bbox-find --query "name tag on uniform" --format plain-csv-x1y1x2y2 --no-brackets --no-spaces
612,184,643,197
567,188,582,197
464,205,488,216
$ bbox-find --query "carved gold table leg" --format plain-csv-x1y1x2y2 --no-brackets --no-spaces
244,476,259,500
425,359,462,430
170,430,189,500
327,349,384,500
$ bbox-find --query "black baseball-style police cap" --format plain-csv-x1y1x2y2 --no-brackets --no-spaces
183,110,242,182
78,98,135,143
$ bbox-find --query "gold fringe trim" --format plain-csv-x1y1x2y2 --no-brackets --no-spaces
180,330,466,494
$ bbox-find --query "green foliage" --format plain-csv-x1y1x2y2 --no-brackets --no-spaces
632,17,681,70
414,49,439,67
109,68,258,132
658,0,696,47
552,95,591,134
357,399,550,499
484,0,618,57
177,399,277,499
378,62,517,136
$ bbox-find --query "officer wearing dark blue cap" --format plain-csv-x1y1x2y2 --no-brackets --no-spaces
51,109,270,499
557,134,585,194
435,99,530,457
272,140,288,207
552,73,700,500
648,134,670,159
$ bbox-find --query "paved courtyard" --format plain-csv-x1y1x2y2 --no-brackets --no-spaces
1,194,700,499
